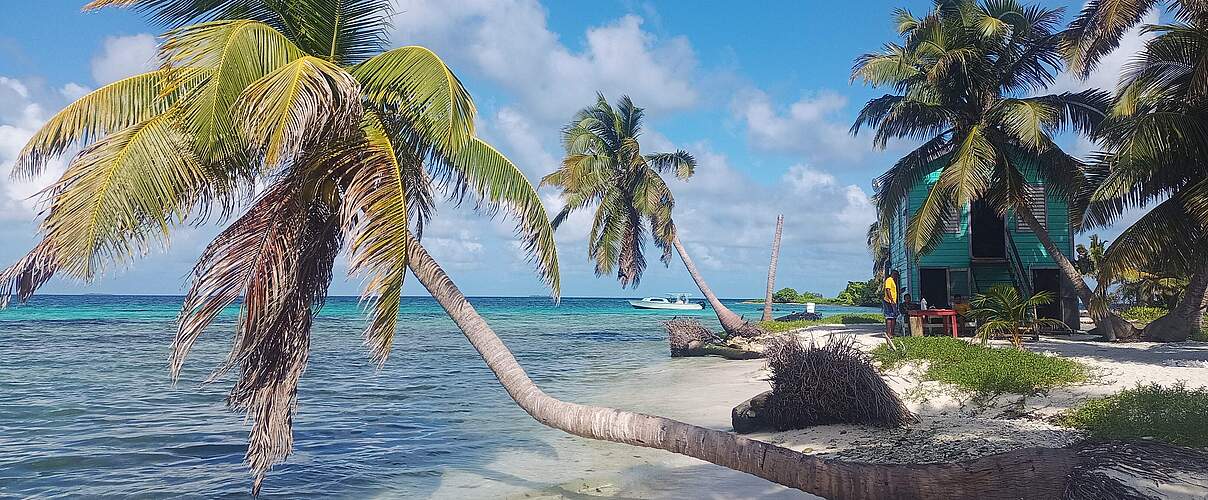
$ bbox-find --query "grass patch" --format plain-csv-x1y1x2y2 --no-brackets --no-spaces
757,313,882,333
1060,383,1208,447
1120,306,1167,324
1119,307,1208,341
870,337,1087,395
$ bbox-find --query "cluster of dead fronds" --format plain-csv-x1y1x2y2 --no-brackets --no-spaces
664,318,721,356
762,334,911,430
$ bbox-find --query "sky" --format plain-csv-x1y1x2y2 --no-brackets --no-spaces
0,0,1156,298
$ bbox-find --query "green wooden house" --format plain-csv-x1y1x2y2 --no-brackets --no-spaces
880,160,1080,330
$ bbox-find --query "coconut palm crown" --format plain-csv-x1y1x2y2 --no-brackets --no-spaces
542,94,754,334
0,0,558,491
1066,0,1208,340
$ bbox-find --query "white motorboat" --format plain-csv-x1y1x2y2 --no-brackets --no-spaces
628,293,704,310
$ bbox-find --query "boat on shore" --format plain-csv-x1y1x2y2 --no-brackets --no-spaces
628,293,704,310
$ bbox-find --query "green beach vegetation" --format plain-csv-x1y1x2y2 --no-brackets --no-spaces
970,284,1069,348
872,337,1087,395
757,313,883,333
1061,383,1208,448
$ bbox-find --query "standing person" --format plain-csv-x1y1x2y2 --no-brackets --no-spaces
883,270,901,341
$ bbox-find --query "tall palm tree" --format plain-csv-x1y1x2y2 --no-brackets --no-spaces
0,0,563,492
762,214,784,322
1065,1,1208,341
851,0,1138,340
542,94,754,335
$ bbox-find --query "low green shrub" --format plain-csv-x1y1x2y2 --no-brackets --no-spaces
1120,306,1168,325
758,313,882,333
870,337,1086,395
1060,383,1208,447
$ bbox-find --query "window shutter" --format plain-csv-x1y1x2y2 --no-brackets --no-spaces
942,203,961,233
1017,184,1046,231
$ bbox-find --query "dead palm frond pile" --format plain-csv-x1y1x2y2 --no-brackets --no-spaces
664,318,721,356
762,334,911,430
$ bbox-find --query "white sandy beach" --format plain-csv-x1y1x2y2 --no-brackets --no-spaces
428,324,1208,499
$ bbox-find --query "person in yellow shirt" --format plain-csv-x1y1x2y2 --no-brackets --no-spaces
883,270,900,341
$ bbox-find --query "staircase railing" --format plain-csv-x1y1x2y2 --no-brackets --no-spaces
1004,229,1032,297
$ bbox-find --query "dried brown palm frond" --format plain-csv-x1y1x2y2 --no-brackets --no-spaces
663,318,720,356
763,334,911,430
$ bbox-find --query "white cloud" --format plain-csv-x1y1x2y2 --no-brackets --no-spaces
1051,9,1159,96
0,76,67,220
392,1,697,125
59,83,91,101
90,33,158,85
732,88,869,162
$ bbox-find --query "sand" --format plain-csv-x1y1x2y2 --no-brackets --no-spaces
429,324,1208,499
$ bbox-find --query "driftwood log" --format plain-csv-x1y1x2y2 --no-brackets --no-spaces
664,318,763,359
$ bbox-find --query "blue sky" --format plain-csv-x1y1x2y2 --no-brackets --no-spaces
0,0,1151,298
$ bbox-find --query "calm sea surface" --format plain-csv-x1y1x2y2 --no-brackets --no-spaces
0,295,874,498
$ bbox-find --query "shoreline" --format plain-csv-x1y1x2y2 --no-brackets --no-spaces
441,324,1208,499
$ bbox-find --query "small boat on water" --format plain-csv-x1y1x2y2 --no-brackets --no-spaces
628,293,704,310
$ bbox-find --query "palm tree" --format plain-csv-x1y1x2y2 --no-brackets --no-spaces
971,284,1069,348
761,214,784,322
1065,1,1208,341
851,0,1138,340
542,94,754,335
0,0,563,492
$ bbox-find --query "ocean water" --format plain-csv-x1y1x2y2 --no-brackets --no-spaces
0,295,875,498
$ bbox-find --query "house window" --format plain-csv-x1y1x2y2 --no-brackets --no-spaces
1015,184,1046,232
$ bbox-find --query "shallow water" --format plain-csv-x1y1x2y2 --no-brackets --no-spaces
0,295,874,498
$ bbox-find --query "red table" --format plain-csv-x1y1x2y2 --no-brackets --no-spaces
908,309,959,337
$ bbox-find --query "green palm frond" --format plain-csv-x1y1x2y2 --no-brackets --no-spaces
13,70,172,179
38,111,208,280
340,112,413,365
1064,0,1161,78
644,151,696,180
233,55,362,169
275,0,392,64
161,19,305,162
355,46,476,155
441,138,560,296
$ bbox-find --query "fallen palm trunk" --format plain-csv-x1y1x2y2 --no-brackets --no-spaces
408,239,1208,499
664,318,762,359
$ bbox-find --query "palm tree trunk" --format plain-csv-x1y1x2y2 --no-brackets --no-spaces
1141,263,1208,342
403,234,1081,500
671,235,748,334
1015,205,1137,341
762,215,784,322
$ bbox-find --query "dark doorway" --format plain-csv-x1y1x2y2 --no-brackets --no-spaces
919,268,950,308
971,200,1005,259
1032,269,1062,321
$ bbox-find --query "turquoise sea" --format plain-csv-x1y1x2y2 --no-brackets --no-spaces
0,295,875,498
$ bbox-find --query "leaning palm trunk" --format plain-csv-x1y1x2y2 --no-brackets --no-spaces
671,235,749,335
405,234,1090,500
762,215,784,322
1016,206,1137,341
1141,264,1208,342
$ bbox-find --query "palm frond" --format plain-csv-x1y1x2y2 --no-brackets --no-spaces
13,70,172,179
234,56,362,169
355,46,476,156
160,19,305,162
438,139,560,296
37,111,209,280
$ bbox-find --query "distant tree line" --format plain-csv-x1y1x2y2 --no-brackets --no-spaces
771,278,880,307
